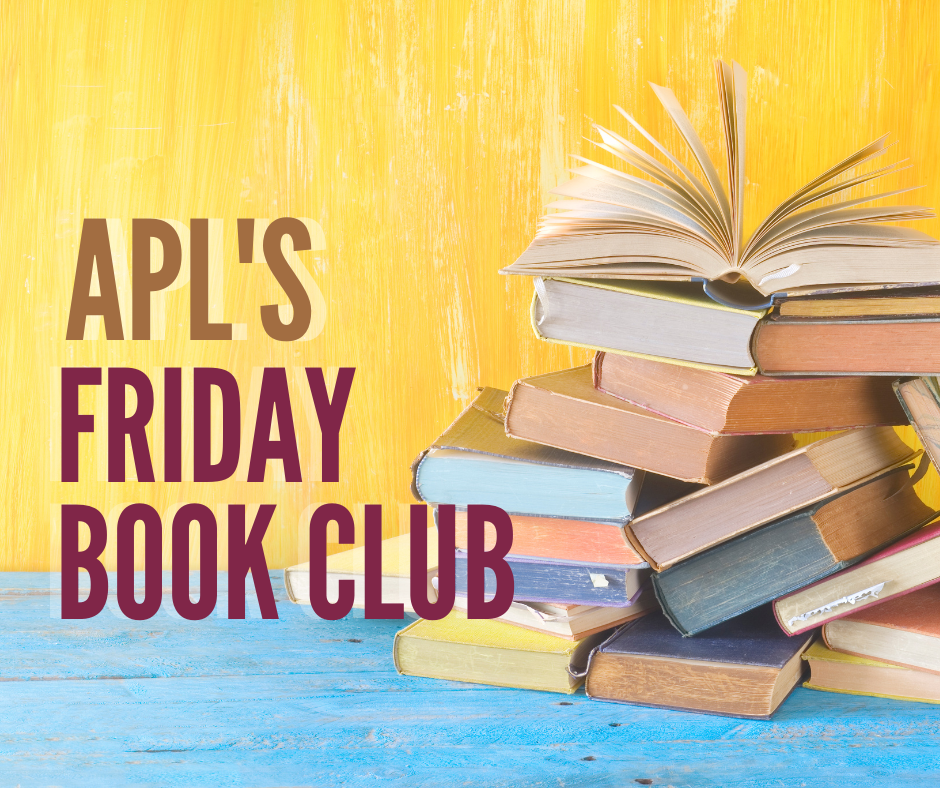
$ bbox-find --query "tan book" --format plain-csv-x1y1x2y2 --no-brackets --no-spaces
822,584,940,675
594,352,906,434
450,593,657,641
803,641,940,704
501,59,940,303
895,377,940,470
283,529,437,613
774,518,940,637
393,612,607,694
778,288,940,319
625,427,917,571
504,365,793,484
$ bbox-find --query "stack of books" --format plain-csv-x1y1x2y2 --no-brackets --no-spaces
299,60,940,718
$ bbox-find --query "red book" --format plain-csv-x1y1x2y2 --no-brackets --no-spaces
773,517,940,636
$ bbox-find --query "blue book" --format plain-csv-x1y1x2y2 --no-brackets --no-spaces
583,607,815,718
412,387,642,523
454,551,650,607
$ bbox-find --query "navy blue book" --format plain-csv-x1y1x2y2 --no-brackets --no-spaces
583,607,815,718
652,467,934,636
453,551,650,607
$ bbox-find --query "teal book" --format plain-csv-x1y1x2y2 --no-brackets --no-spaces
411,387,643,523
652,467,934,636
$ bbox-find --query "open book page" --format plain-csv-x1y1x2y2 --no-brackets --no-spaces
503,59,940,299
716,60,747,265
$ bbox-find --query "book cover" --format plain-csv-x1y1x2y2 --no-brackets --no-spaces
583,606,814,718
652,468,934,635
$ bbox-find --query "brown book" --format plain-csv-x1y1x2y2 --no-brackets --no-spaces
774,518,940,637
822,584,940,675
583,608,814,719
594,352,906,434
895,377,940,471
626,427,917,571
753,317,940,375
777,288,940,319
504,366,793,484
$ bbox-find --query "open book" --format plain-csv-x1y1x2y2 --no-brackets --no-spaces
502,60,940,307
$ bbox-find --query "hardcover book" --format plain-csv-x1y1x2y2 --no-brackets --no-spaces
501,60,940,306
894,376,940,470
651,468,934,636
803,641,940,704
776,287,940,319
412,386,642,523
583,607,814,718
447,473,699,568
454,551,650,608
530,277,764,374
753,316,940,375
283,528,439,612
450,594,657,641
594,352,906,434
774,517,940,636
626,426,915,571
393,612,608,694
504,365,793,484
821,584,940,675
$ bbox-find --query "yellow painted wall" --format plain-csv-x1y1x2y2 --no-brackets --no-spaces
2,0,938,571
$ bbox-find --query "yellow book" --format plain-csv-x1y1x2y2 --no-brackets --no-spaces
283,528,437,613
802,641,940,705
529,277,764,375
393,612,606,694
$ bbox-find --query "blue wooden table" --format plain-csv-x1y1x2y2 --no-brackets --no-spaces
1,571,938,787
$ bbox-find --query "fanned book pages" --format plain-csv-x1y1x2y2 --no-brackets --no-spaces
502,59,940,307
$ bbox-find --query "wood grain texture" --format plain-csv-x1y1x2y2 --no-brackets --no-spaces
3,0,940,570
0,571,938,786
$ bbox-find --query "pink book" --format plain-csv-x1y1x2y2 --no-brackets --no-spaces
773,516,940,636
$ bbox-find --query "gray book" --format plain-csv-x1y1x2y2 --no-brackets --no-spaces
653,466,935,636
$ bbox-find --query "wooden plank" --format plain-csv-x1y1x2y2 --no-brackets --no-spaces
1,571,939,785
0,674,938,787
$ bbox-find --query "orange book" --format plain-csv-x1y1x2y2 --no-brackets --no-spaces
448,473,697,567
823,584,940,676
594,352,906,434
754,317,940,375
452,509,642,566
